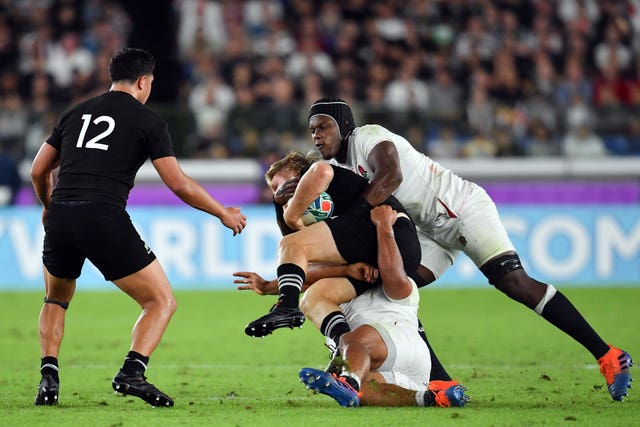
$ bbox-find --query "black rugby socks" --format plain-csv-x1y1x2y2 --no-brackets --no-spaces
276,263,305,307
40,356,59,382
320,311,351,345
122,351,149,376
540,291,610,359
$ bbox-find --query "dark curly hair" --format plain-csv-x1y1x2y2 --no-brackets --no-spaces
109,48,155,83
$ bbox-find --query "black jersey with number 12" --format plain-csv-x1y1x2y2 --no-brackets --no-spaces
46,91,174,208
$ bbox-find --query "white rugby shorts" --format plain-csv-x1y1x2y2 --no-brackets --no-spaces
370,320,431,391
418,186,515,279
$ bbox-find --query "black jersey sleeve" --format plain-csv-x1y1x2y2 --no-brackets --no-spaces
45,125,62,151
325,165,369,215
145,118,175,160
326,164,407,215
45,105,76,151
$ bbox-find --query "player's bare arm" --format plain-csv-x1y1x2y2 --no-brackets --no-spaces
283,161,333,230
307,261,378,284
236,262,377,296
371,205,413,300
363,141,403,206
152,156,247,235
30,143,60,211
234,272,278,295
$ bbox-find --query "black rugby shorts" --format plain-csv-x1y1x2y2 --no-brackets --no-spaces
43,202,156,281
325,211,421,296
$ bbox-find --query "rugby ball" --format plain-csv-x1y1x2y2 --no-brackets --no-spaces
301,192,334,226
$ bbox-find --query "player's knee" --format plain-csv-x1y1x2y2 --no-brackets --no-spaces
339,330,357,350
277,236,306,260
43,297,70,310
299,292,312,316
299,287,327,320
480,253,523,286
147,293,177,317
165,295,177,316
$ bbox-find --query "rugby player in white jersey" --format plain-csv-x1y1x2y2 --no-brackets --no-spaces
302,97,632,402
298,205,468,408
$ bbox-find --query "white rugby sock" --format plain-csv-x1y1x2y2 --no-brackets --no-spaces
534,284,557,315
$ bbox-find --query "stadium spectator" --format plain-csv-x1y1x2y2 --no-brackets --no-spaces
557,0,600,36
453,15,497,65
0,15,19,72
0,73,28,161
523,119,561,157
594,24,632,74
427,67,463,123
383,55,429,114
306,97,633,402
489,51,524,106
285,32,335,83
493,127,525,157
298,205,468,408
45,32,95,100
30,48,246,407
555,56,593,109
523,12,564,58
466,76,495,136
460,132,496,158
426,127,461,159
563,120,609,158
187,65,236,148
593,58,628,107
176,0,227,58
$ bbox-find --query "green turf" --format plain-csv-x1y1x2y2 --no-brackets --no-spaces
1,287,638,426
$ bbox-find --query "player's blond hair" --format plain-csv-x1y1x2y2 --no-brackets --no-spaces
264,151,314,185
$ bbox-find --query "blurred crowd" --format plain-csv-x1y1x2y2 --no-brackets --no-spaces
2,0,640,178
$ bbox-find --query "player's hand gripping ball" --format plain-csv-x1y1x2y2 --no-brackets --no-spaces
301,192,334,226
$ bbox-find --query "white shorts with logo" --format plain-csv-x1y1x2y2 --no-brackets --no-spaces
419,185,515,279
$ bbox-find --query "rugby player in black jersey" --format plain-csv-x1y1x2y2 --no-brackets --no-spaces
30,48,247,407
243,151,420,340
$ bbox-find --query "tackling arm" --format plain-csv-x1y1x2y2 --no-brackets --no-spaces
371,205,413,300
362,141,403,206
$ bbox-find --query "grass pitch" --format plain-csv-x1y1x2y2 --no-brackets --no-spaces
1,287,638,426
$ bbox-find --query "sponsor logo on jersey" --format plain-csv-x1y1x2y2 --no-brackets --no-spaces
357,164,368,178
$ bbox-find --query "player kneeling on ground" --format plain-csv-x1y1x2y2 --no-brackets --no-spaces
299,205,468,408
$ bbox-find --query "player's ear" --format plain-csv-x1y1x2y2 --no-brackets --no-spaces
136,75,146,90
